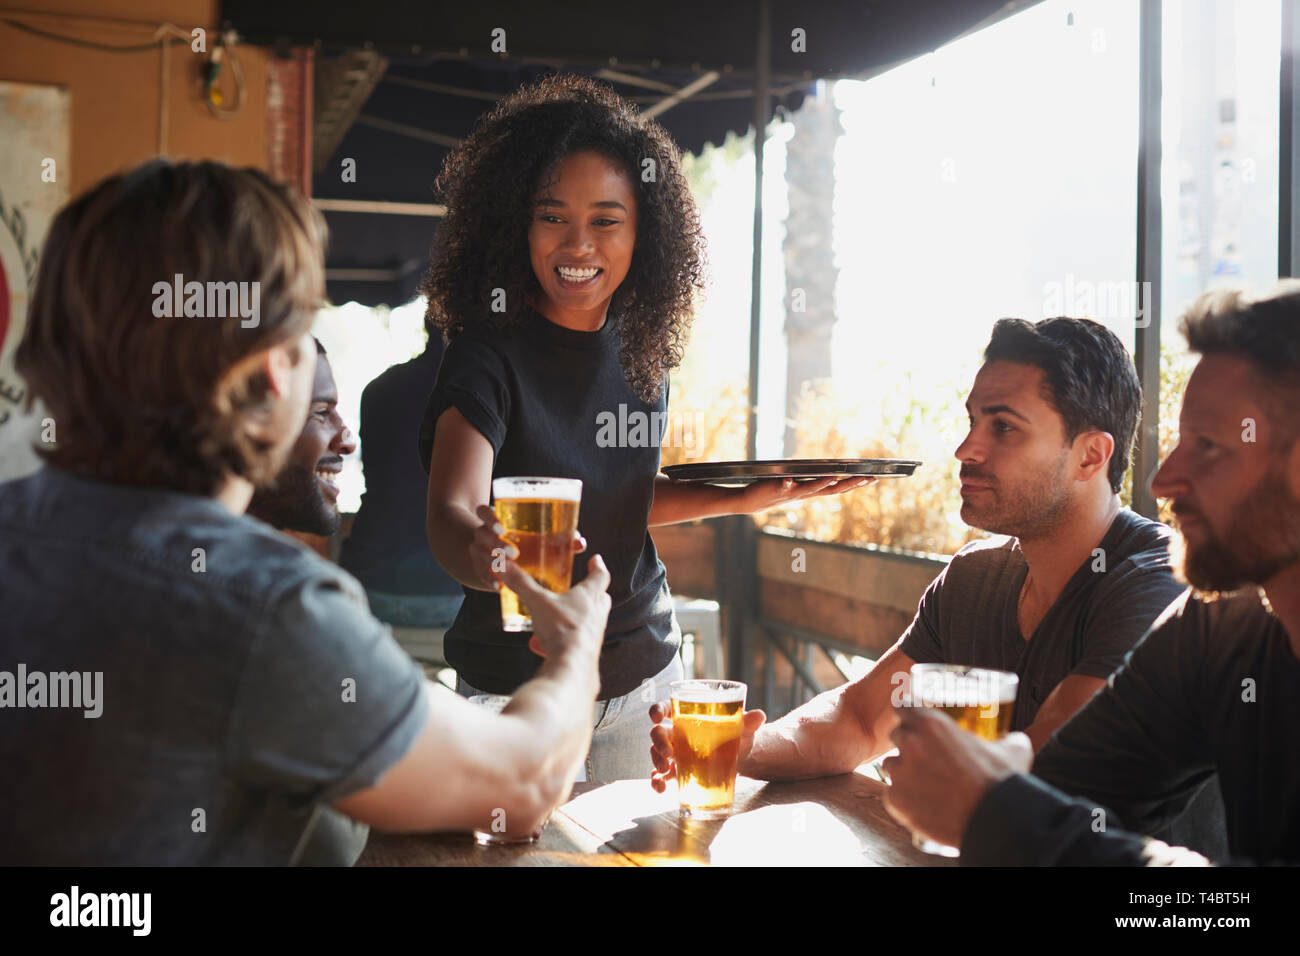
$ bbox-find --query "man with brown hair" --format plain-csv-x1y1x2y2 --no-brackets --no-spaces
882,281,1300,865
0,159,612,865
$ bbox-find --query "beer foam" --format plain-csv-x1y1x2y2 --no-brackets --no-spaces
492,477,583,501
670,680,746,704
915,669,1017,707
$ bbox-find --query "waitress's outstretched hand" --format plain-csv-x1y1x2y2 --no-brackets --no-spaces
471,504,587,591
737,476,875,515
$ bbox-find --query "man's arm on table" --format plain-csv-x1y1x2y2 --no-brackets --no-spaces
333,557,610,836
739,544,1176,776
748,604,1121,772
655,560,950,785
742,643,917,780
767,655,1109,768
731,561,953,781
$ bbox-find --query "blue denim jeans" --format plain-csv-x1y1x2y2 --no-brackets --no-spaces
456,627,684,783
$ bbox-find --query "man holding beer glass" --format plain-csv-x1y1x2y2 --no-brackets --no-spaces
0,160,619,863
883,285,1300,866
652,317,1224,857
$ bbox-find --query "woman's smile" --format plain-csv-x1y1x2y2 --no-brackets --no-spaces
528,150,638,330
553,264,604,291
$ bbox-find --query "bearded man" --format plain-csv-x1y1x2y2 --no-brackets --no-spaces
882,284,1300,866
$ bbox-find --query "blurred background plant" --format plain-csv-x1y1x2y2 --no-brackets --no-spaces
663,358,986,556
663,341,1195,555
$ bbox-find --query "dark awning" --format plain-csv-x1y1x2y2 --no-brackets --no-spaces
221,0,1040,306
224,0,1034,81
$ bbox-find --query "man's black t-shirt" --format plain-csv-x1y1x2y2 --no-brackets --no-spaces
962,587,1300,865
418,305,677,699
898,509,1228,858
899,509,1187,729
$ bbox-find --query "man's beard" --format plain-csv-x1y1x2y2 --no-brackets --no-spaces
1174,465,1300,594
961,449,1072,539
249,463,339,536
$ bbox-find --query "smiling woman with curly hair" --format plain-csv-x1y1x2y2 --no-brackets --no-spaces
422,73,704,402
419,74,868,781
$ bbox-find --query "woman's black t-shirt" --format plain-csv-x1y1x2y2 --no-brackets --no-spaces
418,304,678,699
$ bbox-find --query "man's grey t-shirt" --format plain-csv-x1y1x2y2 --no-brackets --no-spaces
0,467,428,865
898,508,1186,729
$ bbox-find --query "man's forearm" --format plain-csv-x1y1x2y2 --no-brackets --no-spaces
500,646,601,807
961,774,1210,867
741,689,883,781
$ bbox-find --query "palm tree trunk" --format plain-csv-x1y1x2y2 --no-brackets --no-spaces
782,81,842,457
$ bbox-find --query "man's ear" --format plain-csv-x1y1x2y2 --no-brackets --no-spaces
217,337,300,406
1075,430,1115,483
263,337,302,400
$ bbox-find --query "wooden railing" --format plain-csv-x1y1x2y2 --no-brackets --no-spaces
655,519,948,719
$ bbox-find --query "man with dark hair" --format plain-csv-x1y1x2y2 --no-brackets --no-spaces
0,160,613,865
982,317,1141,495
882,282,1300,865
651,316,1222,855
248,338,356,536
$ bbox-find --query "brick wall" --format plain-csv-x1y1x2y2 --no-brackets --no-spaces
266,48,313,193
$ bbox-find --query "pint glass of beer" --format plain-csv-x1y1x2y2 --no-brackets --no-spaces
907,663,1019,857
491,477,582,632
670,679,747,820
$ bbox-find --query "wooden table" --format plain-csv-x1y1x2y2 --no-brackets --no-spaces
357,768,955,867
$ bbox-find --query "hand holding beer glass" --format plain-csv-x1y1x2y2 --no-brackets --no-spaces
489,477,583,632
903,663,1019,857
662,680,749,820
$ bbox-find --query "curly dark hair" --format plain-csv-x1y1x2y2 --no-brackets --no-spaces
421,73,707,402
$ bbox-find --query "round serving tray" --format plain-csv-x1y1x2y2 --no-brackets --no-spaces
662,458,922,486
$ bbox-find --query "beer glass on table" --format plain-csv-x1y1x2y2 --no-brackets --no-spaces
491,477,582,632
907,663,1019,857
670,679,747,820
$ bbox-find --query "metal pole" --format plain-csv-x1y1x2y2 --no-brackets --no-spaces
1133,0,1163,519
1281,0,1300,277
728,0,771,695
748,0,770,463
